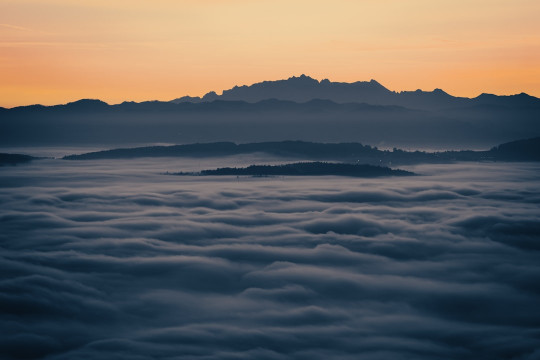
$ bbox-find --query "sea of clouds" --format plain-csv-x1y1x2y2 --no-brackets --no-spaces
1,156,539,359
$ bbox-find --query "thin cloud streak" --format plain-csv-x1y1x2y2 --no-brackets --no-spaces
0,23,33,32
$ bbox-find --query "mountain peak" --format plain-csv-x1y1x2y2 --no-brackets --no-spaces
286,74,319,84
171,75,393,105
62,99,109,110
202,91,219,102
433,88,448,95
66,99,108,106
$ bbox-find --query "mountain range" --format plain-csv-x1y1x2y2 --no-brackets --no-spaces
171,75,539,111
1,75,539,148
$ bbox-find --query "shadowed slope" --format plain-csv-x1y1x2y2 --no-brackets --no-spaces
63,137,540,165
0,153,36,166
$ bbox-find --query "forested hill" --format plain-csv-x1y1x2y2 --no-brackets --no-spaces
63,137,540,165
173,162,415,177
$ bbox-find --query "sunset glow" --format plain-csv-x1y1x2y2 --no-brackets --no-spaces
1,0,539,107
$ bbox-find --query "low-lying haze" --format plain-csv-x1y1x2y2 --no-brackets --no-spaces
1,157,539,359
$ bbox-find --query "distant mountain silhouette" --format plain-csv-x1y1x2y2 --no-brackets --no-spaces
2,76,539,148
173,162,415,177
7,97,407,113
63,137,540,165
170,75,540,111
60,99,110,111
202,75,392,104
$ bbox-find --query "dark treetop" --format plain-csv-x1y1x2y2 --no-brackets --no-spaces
173,162,415,177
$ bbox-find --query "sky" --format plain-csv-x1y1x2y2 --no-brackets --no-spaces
1,0,539,107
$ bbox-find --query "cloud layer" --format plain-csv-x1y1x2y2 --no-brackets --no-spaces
1,158,540,359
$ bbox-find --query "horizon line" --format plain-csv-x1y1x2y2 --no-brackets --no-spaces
2,74,538,109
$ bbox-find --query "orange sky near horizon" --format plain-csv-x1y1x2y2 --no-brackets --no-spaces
1,0,539,108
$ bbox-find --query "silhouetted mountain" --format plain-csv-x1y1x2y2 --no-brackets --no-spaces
170,75,539,111
0,153,36,166
1,98,432,147
60,99,110,111
215,75,394,104
473,93,539,108
489,137,540,161
63,137,540,165
173,162,415,177
2,76,539,148
8,97,407,114
170,75,427,108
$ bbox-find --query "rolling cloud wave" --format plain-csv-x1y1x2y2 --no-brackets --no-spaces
1,159,539,359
